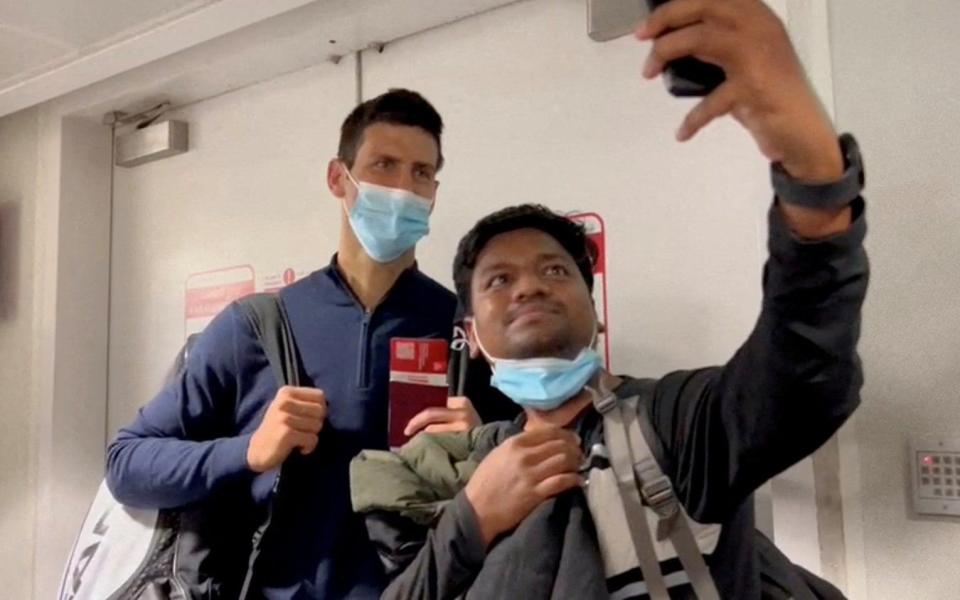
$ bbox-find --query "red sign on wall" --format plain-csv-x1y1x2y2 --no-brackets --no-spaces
184,265,255,338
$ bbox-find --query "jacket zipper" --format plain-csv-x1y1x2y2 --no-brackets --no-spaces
356,310,373,388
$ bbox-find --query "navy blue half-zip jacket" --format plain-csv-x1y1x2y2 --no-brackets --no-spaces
106,256,457,599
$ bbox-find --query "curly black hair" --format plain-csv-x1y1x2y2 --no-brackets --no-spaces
452,204,596,315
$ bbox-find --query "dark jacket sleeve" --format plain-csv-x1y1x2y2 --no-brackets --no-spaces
644,199,869,523
105,303,258,509
381,491,487,600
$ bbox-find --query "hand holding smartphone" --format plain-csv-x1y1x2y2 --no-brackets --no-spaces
587,0,725,97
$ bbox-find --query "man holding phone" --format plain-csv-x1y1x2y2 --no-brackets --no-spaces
377,1,867,598
106,89,483,599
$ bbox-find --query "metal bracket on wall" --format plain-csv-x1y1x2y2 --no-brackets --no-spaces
102,101,172,128
356,42,386,103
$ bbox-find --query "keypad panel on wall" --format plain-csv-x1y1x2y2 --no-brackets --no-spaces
911,438,960,517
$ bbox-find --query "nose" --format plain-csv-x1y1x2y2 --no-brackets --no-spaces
394,169,417,194
512,269,549,302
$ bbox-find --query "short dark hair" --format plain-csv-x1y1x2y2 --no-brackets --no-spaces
338,88,444,170
452,204,596,315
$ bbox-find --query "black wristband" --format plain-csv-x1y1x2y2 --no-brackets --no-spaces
771,133,865,210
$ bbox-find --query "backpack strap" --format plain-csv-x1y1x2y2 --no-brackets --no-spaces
237,293,302,387
593,381,721,600
593,389,671,599
234,293,304,600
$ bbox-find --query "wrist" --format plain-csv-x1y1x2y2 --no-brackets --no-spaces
779,146,844,183
777,124,844,183
464,487,498,548
772,133,864,239
245,433,268,473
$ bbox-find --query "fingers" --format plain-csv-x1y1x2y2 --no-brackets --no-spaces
637,0,742,41
277,386,326,406
636,0,706,40
282,400,327,420
289,430,319,455
528,443,583,481
405,397,480,436
446,396,472,410
276,387,327,419
523,437,581,462
280,413,324,434
424,422,470,434
404,407,458,436
642,24,729,80
534,473,583,498
511,427,580,449
676,81,737,141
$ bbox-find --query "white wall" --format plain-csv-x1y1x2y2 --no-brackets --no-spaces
107,0,832,577
2,0,864,594
0,106,39,598
108,58,356,435
362,0,828,573
829,1,960,599
364,0,774,373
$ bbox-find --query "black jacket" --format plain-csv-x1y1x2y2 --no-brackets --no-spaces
376,200,869,599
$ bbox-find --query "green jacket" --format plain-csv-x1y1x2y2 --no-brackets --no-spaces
349,423,507,526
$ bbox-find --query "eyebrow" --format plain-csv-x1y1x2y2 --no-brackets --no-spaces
476,252,571,277
475,261,511,277
537,252,571,263
368,152,436,170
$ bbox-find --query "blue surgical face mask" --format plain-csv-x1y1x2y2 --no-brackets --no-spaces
342,166,433,263
471,318,602,411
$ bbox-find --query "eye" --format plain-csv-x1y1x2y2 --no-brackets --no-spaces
544,264,570,277
414,167,435,181
486,273,509,289
373,158,394,170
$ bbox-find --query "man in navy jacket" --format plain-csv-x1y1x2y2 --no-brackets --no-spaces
106,89,478,599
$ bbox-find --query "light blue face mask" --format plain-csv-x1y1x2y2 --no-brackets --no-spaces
472,319,602,411
342,166,433,263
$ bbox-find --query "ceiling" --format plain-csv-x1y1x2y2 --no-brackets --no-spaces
0,0,216,88
0,0,522,118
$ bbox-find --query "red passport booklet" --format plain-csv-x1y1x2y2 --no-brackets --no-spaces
388,338,449,449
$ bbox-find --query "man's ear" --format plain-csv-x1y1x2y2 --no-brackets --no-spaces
594,304,605,334
464,318,481,359
327,158,347,199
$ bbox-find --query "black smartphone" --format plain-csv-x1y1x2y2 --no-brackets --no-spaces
587,0,725,97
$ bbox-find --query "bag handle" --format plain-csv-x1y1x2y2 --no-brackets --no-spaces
238,293,302,388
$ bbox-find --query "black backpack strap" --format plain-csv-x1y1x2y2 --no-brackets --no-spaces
237,293,302,387
234,293,303,600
